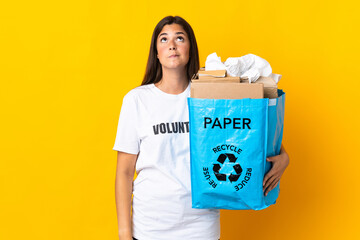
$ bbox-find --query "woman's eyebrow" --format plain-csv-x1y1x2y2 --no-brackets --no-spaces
159,32,185,37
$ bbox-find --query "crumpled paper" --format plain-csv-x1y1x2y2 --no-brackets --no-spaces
204,52,282,83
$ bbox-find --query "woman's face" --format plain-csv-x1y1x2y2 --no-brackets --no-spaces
156,23,190,71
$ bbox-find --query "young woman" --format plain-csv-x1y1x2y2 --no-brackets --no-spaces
113,15,289,240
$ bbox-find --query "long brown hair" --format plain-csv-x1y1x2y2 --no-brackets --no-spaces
141,16,199,86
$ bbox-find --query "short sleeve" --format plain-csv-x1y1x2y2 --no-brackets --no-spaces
112,92,140,154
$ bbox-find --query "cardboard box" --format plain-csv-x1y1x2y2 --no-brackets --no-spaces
193,77,241,83
190,82,264,99
193,69,276,98
240,76,278,98
198,69,226,78
240,76,277,87
193,69,241,82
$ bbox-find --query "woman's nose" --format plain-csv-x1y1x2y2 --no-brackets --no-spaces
169,39,177,50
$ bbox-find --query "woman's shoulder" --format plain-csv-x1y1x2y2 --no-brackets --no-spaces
124,83,155,100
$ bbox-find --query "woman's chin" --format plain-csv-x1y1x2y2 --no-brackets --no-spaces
163,64,187,71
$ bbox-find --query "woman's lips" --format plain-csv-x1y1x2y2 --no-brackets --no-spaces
169,55,179,58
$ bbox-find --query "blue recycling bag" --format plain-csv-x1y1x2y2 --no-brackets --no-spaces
263,89,285,206
187,89,285,210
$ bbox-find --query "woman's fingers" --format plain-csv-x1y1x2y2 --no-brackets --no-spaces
264,177,279,196
263,167,277,187
263,173,276,191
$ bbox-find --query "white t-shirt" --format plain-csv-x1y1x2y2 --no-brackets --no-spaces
113,82,220,240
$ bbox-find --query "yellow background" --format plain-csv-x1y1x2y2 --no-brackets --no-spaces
1,0,359,239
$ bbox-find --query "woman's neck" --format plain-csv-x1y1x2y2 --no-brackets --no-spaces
155,67,189,94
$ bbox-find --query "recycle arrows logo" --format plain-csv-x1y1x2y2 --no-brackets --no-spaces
213,153,243,183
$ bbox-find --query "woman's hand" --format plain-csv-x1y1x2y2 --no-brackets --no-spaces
263,145,289,196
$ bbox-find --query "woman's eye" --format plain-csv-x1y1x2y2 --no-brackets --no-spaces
160,37,184,43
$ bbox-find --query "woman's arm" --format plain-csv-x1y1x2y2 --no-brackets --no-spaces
263,144,289,196
115,151,138,240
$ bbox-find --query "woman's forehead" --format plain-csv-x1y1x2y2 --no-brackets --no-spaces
158,24,187,37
